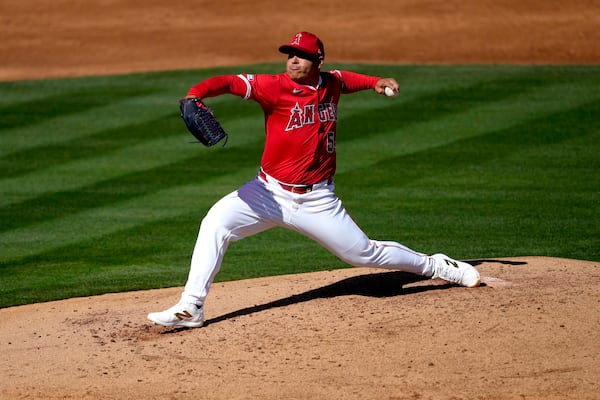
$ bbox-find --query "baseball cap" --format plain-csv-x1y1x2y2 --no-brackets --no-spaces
278,31,325,60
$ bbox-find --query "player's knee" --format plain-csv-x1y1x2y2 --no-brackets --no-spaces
334,240,382,267
336,248,374,267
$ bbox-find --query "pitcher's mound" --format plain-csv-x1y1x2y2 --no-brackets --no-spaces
1,256,598,399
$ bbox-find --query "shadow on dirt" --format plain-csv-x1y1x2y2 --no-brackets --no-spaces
469,259,528,267
162,259,528,332
202,270,451,328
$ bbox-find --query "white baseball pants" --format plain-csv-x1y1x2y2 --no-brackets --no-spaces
181,171,435,305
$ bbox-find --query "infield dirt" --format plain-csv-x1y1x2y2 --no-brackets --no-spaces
1,1,599,399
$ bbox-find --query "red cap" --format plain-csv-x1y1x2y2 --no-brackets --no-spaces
278,32,325,60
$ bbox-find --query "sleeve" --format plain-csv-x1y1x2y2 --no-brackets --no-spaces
330,70,381,94
187,75,251,99
239,74,281,110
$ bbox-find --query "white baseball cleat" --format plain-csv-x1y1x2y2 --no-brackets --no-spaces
147,301,204,328
431,253,480,288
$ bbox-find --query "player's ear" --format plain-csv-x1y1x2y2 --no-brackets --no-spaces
317,57,324,69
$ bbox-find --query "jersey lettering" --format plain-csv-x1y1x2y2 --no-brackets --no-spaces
318,103,337,122
285,102,337,131
304,104,315,124
285,102,304,131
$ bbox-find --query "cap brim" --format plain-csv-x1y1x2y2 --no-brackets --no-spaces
278,45,321,60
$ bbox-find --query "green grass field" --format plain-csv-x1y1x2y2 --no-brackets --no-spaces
1,64,599,308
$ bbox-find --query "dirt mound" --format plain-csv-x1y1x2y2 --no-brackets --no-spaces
1,257,598,399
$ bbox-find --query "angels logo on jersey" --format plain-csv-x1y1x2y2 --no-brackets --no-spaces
285,102,337,131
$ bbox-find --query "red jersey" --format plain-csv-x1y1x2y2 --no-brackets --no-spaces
188,70,379,184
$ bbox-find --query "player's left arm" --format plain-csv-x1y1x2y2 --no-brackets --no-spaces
331,70,399,96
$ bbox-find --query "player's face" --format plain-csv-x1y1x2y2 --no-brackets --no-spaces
286,52,322,84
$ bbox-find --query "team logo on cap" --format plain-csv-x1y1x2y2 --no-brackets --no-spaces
291,33,302,46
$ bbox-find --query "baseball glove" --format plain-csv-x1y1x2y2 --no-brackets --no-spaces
179,98,228,147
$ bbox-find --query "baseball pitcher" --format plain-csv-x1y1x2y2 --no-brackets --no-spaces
148,31,480,328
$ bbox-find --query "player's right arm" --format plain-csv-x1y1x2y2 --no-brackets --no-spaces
186,75,250,100
187,73,280,110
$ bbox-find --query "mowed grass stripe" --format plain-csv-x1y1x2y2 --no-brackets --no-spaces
343,98,600,199
1,133,189,207
341,98,600,256
0,86,157,131
337,80,599,172
0,67,490,179
340,69,550,140
0,113,265,209
0,112,178,179
1,68,597,250
2,88,597,261
1,67,586,208
0,65,598,307
0,90,171,158
0,63,523,159
0,64,277,158
0,94,264,178
0,167,259,263
0,76,575,230
3,98,598,289
0,139,265,232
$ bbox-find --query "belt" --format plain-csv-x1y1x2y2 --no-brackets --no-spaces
259,169,331,194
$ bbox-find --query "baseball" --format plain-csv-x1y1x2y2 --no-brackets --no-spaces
384,87,396,97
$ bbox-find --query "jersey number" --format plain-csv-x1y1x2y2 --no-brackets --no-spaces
326,131,336,153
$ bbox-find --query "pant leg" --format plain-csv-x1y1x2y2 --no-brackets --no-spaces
181,178,280,305
285,185,435,276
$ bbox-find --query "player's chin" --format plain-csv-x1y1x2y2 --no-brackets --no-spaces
288,71,310,83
